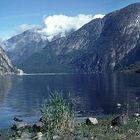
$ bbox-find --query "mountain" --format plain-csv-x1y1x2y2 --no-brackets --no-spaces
3,28,75,66
0,47,17,75
18,18,104,73
115,41,140,72
3,29,49,65
3,2,140,73
16,2,140,73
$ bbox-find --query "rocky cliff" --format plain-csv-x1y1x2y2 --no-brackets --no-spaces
0,47,17,74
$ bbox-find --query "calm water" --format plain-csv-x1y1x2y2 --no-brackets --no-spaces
0,73,140,128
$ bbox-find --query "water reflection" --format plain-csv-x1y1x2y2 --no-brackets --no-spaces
0,76,12,104
0,73,140,127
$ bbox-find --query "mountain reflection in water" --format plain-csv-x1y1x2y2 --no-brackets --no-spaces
0,73,140,128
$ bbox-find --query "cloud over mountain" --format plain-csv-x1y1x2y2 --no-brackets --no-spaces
41,14,104,41
4,14,104,41
16,24,39,33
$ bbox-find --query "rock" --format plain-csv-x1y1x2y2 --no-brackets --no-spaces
39,117,43,122
37,132,43,140
117,103,121,108
111,114,128,126
17,69,24,75
133,113,140,117
13,117,23,122
53,135,61,140
32,122,43,132
86,117,98,125
21,132,31,139
16,130,22,137
11,122,28,130
0,47,17,75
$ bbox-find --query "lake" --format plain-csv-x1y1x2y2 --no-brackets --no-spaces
0,73,140,128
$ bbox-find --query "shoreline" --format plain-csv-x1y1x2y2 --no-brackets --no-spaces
0,115,139,140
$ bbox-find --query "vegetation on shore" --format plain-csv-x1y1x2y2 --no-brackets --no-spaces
0,92,140,140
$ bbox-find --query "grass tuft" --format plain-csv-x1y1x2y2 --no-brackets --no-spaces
40,91,75,138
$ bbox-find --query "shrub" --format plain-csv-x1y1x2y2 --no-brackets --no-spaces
40,91,75,138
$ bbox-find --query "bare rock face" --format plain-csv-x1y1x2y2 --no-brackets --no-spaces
3,28,49,65
0,47,17,74
111,114,129,126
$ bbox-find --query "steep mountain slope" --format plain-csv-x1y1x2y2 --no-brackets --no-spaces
0,47,17,74
115,40,140,69
3,29,49,65
14,3,140,73
3,28,75,66
19,18,104,73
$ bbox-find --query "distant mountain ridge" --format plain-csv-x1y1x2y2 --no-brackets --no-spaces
3,29,49,65
3,2,140,73
3,28,75,66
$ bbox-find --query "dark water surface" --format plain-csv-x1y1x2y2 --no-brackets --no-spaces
0,73,140,128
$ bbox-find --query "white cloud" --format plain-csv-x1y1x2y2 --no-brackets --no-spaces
93,14,105,19
16,24,39,33
1,14,104,41
40,14,104,41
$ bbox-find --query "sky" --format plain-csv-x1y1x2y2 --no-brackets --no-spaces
0,0,140,40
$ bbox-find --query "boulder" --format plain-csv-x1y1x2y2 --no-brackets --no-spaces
86,117,98,125
13,117,23,122
21,132,31,139
111,114,128,126
37,132,43,140
32,122,43,132
116,103,121,108
11,122,28,130
133,113,140,117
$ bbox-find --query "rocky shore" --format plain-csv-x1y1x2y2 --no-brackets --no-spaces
0,114,139,140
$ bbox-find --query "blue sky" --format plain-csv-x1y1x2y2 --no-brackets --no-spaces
0,0,140,39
